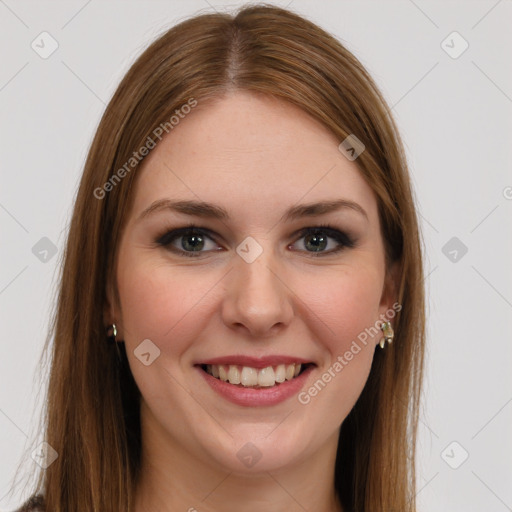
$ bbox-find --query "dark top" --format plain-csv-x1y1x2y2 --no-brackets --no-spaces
12,495,45,512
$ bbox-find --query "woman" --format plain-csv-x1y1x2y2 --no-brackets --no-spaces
12,4,425,511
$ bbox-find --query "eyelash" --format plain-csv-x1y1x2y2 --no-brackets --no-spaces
155,223,356,258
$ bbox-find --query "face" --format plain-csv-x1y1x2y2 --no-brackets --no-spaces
107,91,396,474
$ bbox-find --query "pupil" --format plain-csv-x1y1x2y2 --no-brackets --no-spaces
306,232,327,252
183,233,204,251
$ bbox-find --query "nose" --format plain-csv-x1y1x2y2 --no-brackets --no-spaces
221,248,294,338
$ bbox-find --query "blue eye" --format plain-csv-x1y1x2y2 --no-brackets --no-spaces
156,223,355,258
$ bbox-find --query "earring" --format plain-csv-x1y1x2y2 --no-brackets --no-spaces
107,323,117,341
379,321,394,349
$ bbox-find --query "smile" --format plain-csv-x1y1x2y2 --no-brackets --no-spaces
195,357,316,407
201,363,312,388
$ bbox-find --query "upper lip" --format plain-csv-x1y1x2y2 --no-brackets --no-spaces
194,355,315,369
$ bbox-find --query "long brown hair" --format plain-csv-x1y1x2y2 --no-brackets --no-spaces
15,4,425,511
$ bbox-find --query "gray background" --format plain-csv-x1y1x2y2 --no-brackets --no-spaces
1,1,511,511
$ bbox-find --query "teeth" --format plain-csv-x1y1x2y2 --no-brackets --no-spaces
219,365,228,381
205,363,304,387
258,366,275,387
275,364,286,383
241,366,258,386
228,365,241,384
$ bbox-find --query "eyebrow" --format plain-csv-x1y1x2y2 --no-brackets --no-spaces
137,198,368,223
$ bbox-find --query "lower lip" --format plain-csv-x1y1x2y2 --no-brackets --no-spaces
196,365,315,407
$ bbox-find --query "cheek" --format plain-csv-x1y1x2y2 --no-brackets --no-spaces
118,252,384,354
292,267,383,420
117,257,219,353
297,264,384,352
291,265,383,416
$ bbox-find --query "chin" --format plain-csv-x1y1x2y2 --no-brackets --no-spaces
192,419,314,474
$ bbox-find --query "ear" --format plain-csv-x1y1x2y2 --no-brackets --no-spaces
378,260,401,318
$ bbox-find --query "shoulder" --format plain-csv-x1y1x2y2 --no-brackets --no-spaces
11,494,45,512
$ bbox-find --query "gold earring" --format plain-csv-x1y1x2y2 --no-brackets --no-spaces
379,321,394,349
107,323,117,341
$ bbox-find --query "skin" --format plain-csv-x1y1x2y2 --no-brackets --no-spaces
105,91,398,512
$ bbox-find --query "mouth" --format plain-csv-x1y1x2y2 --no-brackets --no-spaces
197,362,315,389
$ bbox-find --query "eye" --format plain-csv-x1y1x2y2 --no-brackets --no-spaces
155,223,355,258
155,225,221,257
289,224,355,256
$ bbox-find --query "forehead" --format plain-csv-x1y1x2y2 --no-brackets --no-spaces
130,91,379,226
